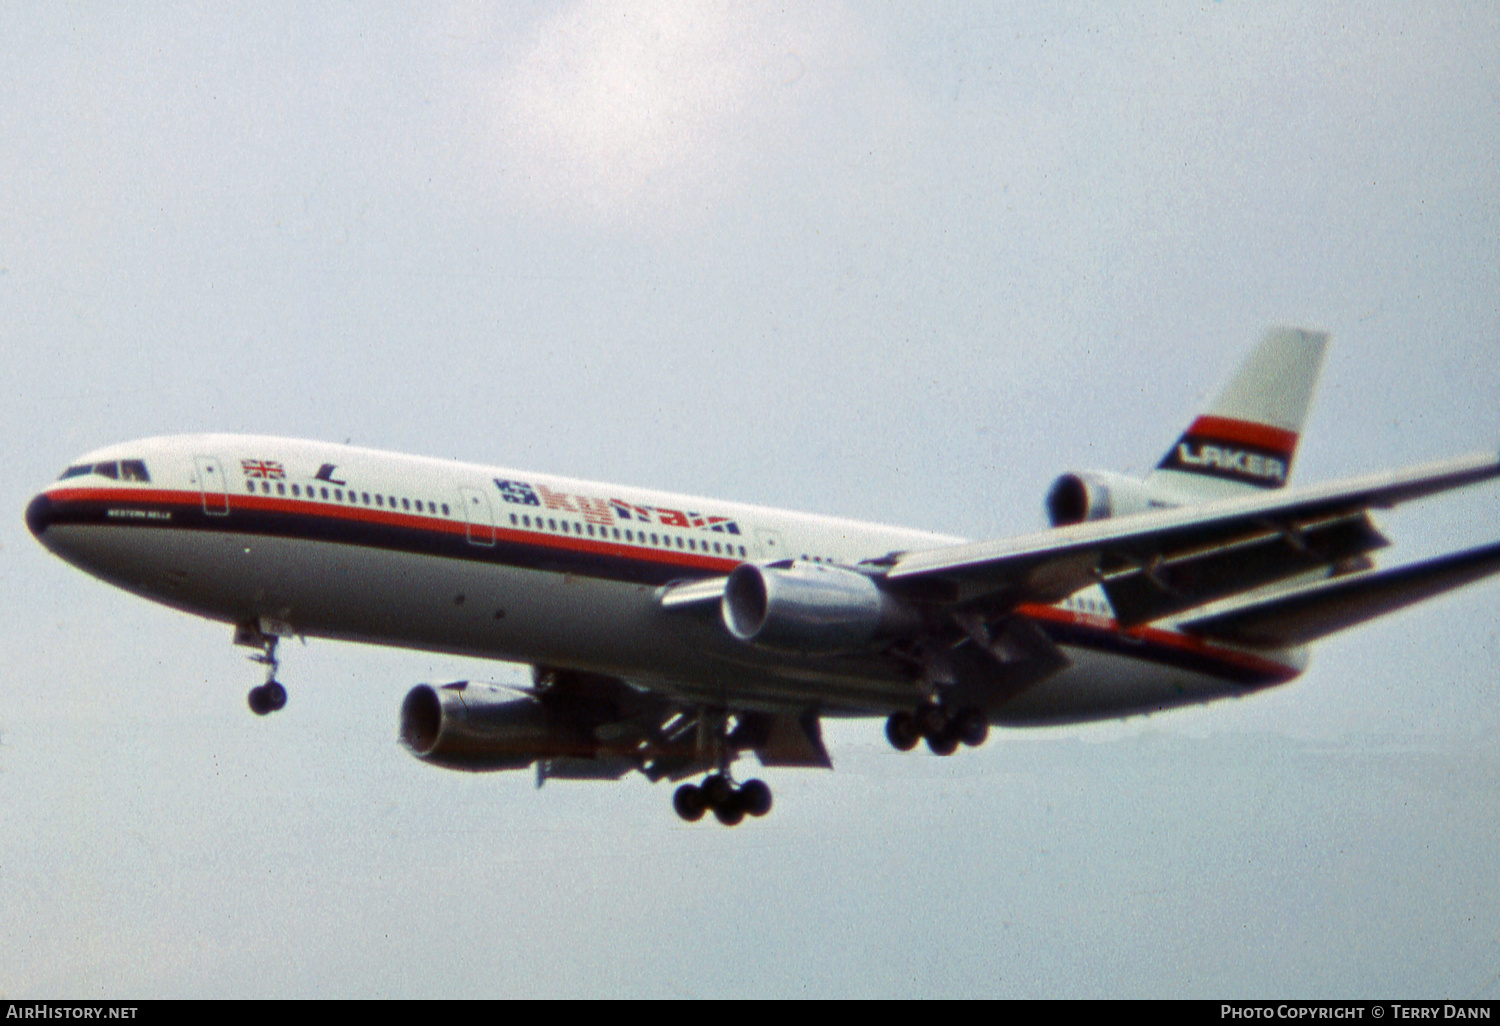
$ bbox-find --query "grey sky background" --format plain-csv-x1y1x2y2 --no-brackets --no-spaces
3,2,1498,998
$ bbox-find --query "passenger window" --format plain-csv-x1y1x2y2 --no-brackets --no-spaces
291,484,300,497
441,503,450,516
262,482,271,494
402,498,410,511
321,487,329,499
276,483,286,496
246,482,256,494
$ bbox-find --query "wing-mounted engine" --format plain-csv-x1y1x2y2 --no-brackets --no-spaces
1045,471,1172,526
400,680,594,771
399,671,676,773
399,671,831,827
721,561,923,654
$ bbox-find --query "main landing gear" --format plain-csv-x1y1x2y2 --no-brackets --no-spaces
237,624,288,716
667,709,775,826
885,702,989,756
673,774,773,826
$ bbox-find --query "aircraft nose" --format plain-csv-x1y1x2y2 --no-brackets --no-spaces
25,492,52,538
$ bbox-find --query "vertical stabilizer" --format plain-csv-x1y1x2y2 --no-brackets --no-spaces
1147,327,1329,501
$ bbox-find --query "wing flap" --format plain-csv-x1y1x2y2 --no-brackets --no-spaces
1179,540,1500,648
1101,511,1388,626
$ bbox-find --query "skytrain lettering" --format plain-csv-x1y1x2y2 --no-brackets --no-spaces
495,479,740,534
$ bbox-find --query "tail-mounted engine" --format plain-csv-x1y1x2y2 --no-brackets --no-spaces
1045,470,1174,526
722,561,922,654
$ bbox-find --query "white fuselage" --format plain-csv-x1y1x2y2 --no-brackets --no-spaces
28,434,1305,722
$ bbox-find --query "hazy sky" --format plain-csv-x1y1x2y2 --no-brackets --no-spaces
3,2,1498,997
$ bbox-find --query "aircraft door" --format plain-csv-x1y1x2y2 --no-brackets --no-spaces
195,456,229,516
459,486,496,546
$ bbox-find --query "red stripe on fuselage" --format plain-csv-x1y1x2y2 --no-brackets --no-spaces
1014,601,1300,683
47,485,742,574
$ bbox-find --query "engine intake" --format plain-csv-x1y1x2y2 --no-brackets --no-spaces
722,562,921,654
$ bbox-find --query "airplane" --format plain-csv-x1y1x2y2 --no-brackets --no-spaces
25,328,1500,825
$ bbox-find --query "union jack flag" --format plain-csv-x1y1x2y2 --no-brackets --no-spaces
241,459,285,480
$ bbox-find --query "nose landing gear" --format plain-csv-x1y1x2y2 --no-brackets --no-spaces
236,622,289,715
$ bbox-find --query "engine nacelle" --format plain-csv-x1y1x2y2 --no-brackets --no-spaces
399,681,593,771
1045,471,1172,526
722,562,921,654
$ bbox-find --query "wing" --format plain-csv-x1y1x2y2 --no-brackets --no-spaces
1177,539,1500,648
880,451,1500,626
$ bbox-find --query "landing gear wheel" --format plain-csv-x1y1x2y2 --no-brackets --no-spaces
264,680,287,712
740,778,773,818
247,685,273,716
916,702,949,739
712,791,746,826
886,711,921,751
702,773,735,810
955,707,989,748
926,729,960,757
673,783,707,822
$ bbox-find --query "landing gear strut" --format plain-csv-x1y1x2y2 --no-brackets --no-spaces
886,702,988,755
239,626,288,716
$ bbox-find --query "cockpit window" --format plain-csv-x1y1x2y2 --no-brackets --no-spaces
56,459,151,483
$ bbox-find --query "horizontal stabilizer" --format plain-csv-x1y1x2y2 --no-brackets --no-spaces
1179,540,1500,648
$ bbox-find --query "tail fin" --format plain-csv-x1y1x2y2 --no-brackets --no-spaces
1147,327,1329,501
